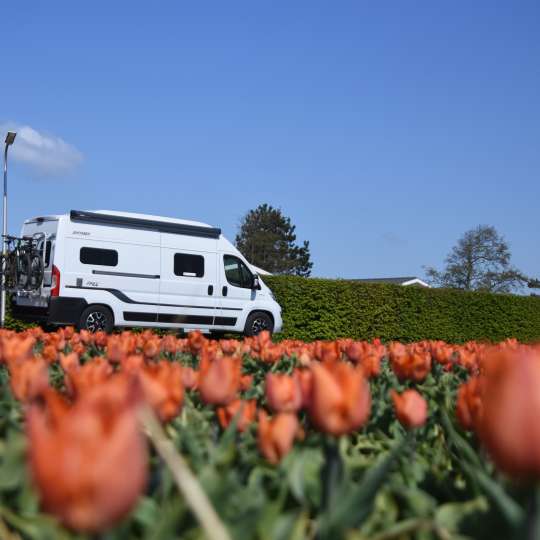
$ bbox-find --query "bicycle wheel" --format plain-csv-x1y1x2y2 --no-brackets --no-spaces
28,253,44,290
16,251,31,289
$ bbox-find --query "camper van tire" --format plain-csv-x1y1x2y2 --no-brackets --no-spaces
244,311,274,337
78,305,114,333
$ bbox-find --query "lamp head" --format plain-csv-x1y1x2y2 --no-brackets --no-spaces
5,132,16,146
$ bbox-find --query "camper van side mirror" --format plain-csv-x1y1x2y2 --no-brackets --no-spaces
252,275,261,290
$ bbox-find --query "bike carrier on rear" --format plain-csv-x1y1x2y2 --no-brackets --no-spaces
1,233,46,296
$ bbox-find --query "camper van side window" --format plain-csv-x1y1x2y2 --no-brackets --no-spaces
80,247,118,267
174,253,204,278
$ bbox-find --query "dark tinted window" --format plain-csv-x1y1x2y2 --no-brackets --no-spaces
37,239,52,267
224,255,253,288
174,253,204,277
44,241,52,266
80,247,118,267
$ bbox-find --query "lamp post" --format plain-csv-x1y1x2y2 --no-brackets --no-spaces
1,132,16,328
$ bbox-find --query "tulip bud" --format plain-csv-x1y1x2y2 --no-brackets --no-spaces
265,373,302,413
477,349,540,479
257,410,298,464
217,399,257,432
138,361,184,422
391,389,428,429
309,362,371,436
26,376,148,532
199,356,241,405
8,356,49,402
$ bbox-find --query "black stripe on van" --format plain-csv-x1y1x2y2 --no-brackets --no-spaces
65,285,243,311
123,312,237,326
70,210,221,239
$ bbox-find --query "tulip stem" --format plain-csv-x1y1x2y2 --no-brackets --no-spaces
139,406,232,540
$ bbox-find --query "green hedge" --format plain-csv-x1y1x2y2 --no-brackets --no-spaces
264,275,540,343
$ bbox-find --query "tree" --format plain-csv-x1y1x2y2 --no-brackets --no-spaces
235,204,313,277
424,225,528,293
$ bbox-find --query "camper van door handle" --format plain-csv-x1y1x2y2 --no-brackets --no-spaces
222,286,228,297
208,285,213,295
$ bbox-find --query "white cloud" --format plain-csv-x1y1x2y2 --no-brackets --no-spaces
0,122,83,175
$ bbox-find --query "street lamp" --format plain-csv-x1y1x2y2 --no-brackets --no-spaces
1,131,16,327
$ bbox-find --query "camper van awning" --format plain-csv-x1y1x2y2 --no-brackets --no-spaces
70,210,221,239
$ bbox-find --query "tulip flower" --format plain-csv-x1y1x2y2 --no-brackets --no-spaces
1,335,35,365
477,349,540,478
391,389,428,429
26,376,148,532
294,368,313,409
390,346,431,382
8,356,49,402
64,357,113,397
217,399,257,432
455,377,483,431
199,355,241,405
265,372,302,413
181,366,199,390
138,361,184,422
257,410,299,464
309,362,371,436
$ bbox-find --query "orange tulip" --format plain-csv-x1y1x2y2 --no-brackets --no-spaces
8,356,49,402
138,361,184,422
59,352,80,373
391,389,428,429
199,355,241,405
217,399,257,432
106,334,136,363
257,410,299,464
477,349,540,478
64,357,113,397
239,374,253,392
1,335,35,365
390,345,431,382
181,366,199,390
26,376,147,532
455,376,483,431
265,373,302,413
309,362,371,436
187,330,207,354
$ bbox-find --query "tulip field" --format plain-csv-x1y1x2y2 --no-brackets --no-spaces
1,328,539,539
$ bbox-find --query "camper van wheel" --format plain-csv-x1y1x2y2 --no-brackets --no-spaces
78,305,114,333
244,311,273,337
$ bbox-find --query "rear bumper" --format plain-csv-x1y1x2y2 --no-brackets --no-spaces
48,297,88,325
12,296,87,326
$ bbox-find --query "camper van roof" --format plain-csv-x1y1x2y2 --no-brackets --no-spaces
92,210,213,229
25,210,214,230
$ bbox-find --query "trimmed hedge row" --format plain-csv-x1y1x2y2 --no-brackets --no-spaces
264,275,540,343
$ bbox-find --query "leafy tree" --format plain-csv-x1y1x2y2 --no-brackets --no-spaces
424,225,528,293
235,204,313,277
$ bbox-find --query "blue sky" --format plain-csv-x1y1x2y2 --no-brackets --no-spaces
1,1,539,280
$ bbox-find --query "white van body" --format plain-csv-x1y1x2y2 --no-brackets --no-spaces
11,210,283,335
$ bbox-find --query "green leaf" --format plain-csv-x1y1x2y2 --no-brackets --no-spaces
435,496,488,534
318,434,409,539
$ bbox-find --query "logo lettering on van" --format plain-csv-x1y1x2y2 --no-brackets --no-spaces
73,231,90,236
86,281,99,287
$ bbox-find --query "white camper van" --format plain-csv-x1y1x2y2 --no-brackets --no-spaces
11,210,283,336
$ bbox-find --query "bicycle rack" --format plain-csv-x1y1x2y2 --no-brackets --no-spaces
2,233,48,296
